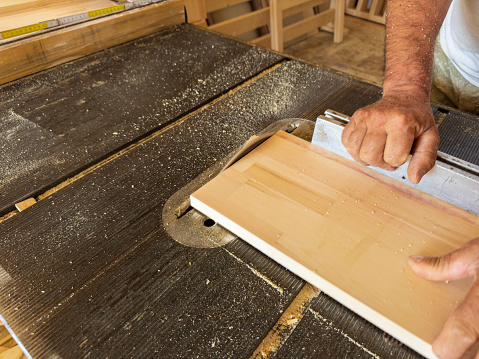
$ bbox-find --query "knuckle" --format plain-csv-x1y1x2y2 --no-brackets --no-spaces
392,115,412,129
341,129,352,146
433,255,451,274
384,152,408,166
353,107,370,120
359,148,380,165
453,321,478,347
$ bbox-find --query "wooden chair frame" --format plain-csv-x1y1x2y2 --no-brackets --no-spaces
185,0,345,51
270,0,344,52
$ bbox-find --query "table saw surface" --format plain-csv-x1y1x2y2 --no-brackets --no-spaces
0,22,479,359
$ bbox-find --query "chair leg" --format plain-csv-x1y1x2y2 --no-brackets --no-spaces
184,0,207,24
270,0,283,52
333,0,345,43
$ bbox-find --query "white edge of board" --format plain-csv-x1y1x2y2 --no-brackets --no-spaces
190,194,438,359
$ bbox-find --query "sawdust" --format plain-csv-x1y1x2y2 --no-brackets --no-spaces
224,247,285,294
308,307,382,359
0,109,57,187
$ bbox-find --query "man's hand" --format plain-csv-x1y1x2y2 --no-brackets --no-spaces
409,238,479,359
341,91,440,184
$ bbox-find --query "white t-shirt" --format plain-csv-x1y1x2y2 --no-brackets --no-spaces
440,0,479,87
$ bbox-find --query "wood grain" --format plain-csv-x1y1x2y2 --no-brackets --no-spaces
0,0,116,32
0,0,184,85
191,131,479,359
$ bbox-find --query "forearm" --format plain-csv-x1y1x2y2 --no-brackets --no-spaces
383,0,452,101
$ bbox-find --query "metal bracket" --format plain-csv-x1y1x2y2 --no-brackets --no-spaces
314,110,479,215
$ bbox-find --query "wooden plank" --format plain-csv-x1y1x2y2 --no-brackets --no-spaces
282,8,334,44
346,0,356,8
333,0,345,43
184,0,207,23
0,0,185,86
0,0,116,33
356,0,367,12
209,8,270,36
0,0,76,14
191,131,479,359
14,198,36,212
0,24,283,214
249,0,329,48
345,8,385,23
250,33,271,47
0,346,25,359
270,0,341,51
344,0,386,24
270,0,283,51
369,0,381,15
283,0,328,17
279,0,321,10
206,0,251,13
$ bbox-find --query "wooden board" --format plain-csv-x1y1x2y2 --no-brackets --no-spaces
0,0,116,32
191,130,479,358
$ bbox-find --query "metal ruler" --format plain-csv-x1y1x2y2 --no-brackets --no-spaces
0,0,164,41
312,110,479,215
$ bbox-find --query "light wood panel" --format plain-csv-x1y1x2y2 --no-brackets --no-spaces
0,0,184,85
0,324,26,359
191,131,479,359
1,0,74,14
0,0,116,32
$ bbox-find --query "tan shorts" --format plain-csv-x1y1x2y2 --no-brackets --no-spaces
433,37,479,114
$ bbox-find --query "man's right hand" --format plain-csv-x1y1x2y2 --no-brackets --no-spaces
341,91,440,184
409,238,479,359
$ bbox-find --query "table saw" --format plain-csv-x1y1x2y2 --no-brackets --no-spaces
0,1,479,358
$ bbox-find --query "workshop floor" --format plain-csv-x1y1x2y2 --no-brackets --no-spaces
285,16,385,86
284,15,454,108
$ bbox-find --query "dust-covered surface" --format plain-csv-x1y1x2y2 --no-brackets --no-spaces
437,110,479,166
274,293,423,359
0,109,59,188
0,58,386,358
0,84,313,357
0,23,282,214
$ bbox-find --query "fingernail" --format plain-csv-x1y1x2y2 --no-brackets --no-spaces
409,255,425,263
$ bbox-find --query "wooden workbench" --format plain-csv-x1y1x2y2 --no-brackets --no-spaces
0,2,479,358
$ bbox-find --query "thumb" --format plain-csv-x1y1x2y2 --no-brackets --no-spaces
408,240,479,281
407,127,439,184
